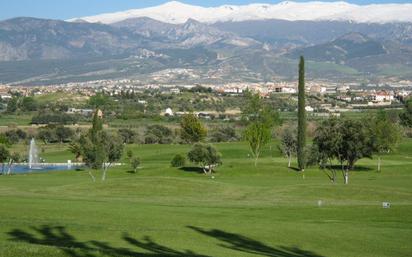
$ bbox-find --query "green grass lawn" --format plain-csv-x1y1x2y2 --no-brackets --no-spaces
0,140,411,257
0,113,33,126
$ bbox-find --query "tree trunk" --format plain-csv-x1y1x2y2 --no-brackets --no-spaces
344,169,349,185
302,169,305,179
288,155,291,168
102,163,111,181
329,160,336,183
377,155,381,173
203,165,212,175
7,159,13,175
254,152,259,167
88,171,96,182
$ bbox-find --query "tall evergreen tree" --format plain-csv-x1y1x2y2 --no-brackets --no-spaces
297,56,306,175
90,109,103,142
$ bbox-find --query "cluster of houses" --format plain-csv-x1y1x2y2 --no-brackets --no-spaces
1,80,411,120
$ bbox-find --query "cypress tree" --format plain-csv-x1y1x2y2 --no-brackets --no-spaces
297,56,306,174
90,109,103,142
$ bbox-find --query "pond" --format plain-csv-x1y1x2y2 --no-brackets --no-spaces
4,165,82,174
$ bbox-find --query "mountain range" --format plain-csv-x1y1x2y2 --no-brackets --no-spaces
0,1,412,85
70,1,412,24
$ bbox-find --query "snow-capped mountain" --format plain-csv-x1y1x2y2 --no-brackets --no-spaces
69,1,412,25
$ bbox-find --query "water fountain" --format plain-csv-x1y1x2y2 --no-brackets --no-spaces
8,138,82,174
28,138,40,169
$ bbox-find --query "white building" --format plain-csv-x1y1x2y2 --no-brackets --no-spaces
373,91,394,102
305,106,314,112
165,108,174,116
310,85,326,94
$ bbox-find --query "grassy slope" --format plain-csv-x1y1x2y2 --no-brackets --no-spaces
0,141,411,257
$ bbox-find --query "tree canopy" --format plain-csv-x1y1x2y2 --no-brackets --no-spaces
187,143,221,174
180,114,207,144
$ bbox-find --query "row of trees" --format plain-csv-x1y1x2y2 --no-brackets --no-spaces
31,113,79,125
278,57,405,184
279,117,403,184
6,96,38,113
310,113,402,184
0,129,27,145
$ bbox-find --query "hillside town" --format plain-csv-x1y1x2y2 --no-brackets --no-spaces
1,79,411,119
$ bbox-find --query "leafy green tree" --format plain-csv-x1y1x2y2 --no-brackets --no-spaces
241,92,277,167
180,114,207,144
242,91,280,127
278,125,298,168
0,145,10,174
6,97,19,113
76,134,98,181
73,110,123,182
145,125,173,144
119,129,136,144
370,111,403,172
37,129,57,144
55,126,74,143
210,126,238,143
89,93,111,109
340,119,374,184
68,141,82,162
6,152,20,175
171,154,186,168
244,122,271,167
400,98,412,127
4,129,27,144
297,56,307,174
98,131,124,181
0,134,11,146
130,157,141,173
313,118,374,184
126,149,134,160
312,118,343,183
187,143,222,174
21,97,38,111
241,91,262,121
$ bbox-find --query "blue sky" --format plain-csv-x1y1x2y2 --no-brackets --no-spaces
0,0,410,21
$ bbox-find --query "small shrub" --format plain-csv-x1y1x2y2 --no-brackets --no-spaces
127,149,134,159
130,157,141,173
171,154,186,168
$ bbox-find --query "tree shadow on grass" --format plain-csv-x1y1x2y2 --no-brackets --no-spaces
8,225,326,257
179,167,205,174
326,165,373,172
188,226,326,257
8,226,93,257
7,225,209,257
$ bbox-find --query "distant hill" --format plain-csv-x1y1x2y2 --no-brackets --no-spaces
0,17,147,61
287,33,387,64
